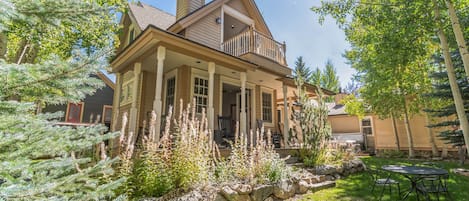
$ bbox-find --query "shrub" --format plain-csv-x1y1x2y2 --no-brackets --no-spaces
117,101,292,199
222,127,291,185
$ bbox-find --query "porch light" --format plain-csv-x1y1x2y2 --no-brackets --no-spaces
215,17,222,24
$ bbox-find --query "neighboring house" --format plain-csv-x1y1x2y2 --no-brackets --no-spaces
328,93,456,155
44,73,115,128
110,0,334,148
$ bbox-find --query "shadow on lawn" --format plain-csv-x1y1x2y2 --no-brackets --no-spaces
304,157,469,201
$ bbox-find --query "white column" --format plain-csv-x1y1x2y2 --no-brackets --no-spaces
153,46,166,143
283,83,289,148
240,72,247,135
208,62,215,130
129,63,142,135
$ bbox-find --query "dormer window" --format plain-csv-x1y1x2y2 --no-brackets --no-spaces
128,27,135,44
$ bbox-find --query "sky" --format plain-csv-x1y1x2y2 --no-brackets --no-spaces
140,0,356,87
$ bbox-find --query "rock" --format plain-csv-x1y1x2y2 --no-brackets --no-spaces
318,175,326,182
250,185,273,201
325,175,335,181
297,180,310,194
310,181,336,193
222,186,252,201
264,197,274,201
351,159,364,168
310,176,320,184
336,166,344,174
334,174,341,180
315,165,337,175
273,180,296,199
232,184,252,195
221,186,239,201
214,193,228,201
172,190,204,201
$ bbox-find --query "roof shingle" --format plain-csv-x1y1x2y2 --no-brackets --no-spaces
128,2,176,30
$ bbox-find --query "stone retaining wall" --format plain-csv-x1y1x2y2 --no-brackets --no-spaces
145,159,366,201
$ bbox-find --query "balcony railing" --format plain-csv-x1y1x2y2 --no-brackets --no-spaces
221,28,286,66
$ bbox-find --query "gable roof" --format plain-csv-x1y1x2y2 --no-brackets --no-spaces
97,72,115,90
128,2,176,30
327,103,347,116
167,0,272,37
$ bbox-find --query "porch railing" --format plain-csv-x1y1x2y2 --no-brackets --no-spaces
221,28,286,66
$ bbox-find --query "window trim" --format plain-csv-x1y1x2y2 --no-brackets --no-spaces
120,70,135,106
360,116,374,136
191,74,209,114
102,105,113,124
65,102,85,123
260,87,274,126
127,24,136,46
163,69,178,115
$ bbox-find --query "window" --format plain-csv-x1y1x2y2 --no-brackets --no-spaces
361,117,373,135
262,92,273,123
66,102,84,123
120,71,135,106
102,105,113,124
128,28,135,44
165,77,176,114
193,77,208,113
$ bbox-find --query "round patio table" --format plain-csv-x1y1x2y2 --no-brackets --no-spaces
382,165,449,201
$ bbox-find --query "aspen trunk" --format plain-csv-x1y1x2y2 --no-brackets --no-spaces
391,113,401,151
434,0,469,156
403,100,415,158
446,0,469,78
425,115,439,157
0,33,6,60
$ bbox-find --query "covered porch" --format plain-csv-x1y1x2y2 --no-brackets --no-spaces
110,26,332,150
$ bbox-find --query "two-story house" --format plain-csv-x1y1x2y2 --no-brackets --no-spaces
111,0,334,148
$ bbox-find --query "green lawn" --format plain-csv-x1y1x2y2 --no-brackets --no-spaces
302,157,469,201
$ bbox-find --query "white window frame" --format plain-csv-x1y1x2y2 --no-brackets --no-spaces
191,70,209,114
163,69,178,115
120,70,135,106
127,24,136,46
260,87,274,126
361,116,374,136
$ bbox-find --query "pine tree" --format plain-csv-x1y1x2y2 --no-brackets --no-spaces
425,53,469,148
0,0,125,199
293,56,312,82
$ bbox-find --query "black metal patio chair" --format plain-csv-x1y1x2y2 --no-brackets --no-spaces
417,163,452,201
368,167,401,201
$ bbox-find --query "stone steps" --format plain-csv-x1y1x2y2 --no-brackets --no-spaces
309,181,336,193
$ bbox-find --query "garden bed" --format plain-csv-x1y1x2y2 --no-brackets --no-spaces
141,159,365,201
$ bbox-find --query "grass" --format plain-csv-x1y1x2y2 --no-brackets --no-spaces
302,156,469,201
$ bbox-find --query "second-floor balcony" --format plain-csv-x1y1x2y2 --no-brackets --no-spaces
221,28,287,66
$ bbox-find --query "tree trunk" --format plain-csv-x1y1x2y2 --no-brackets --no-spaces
403,100,415,158
425,114,439,157
446,0,469,78
391,113,401,151
434,0,469,156
0,33,6,60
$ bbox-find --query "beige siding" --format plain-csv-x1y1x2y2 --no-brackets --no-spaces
214,74,221,129
271,89,278,132
227,0,249,16
372,114,455,151
186,8,222,50
177,0,205,20
328,115,360,133
255,85,261,121
115,104,132,132
176,65,192,106
139,72,156,127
